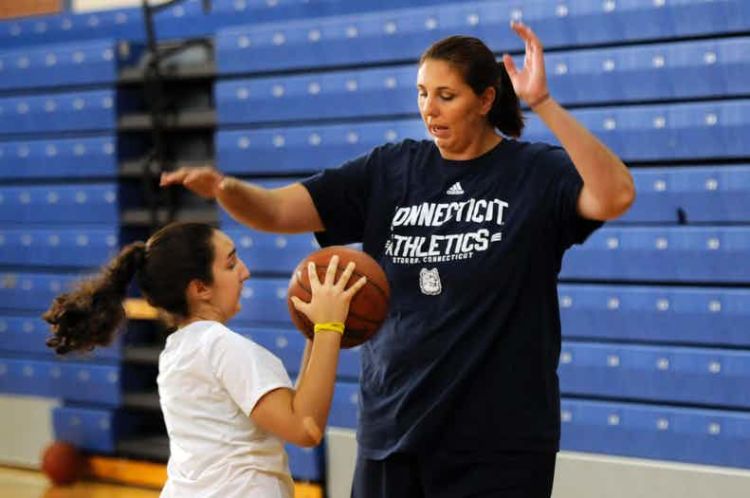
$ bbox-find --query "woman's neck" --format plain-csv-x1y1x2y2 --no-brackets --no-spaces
439,128,502,161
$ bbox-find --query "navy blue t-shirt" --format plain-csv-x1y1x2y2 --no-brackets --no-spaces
302,138,602,459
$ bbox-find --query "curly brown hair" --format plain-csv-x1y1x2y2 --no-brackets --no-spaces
43,222,215,355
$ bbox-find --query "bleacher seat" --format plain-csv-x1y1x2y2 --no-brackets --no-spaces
0,89,117,135
53,406,130,453
286,444,324,482
0,227,118,268
216,0,750,74
329,381,359,429
216,120,427,174
226,228,318,275
0,184,118,225
219,36,750,125
233,277,291,325
617,165,750,224
0,315,121,358
559,342,750,408
525,100,750,161
236,326,305,374
561,399,750,469
0,357,63,398
559,284,750,347
562,226,750,283
0,136,119,180
215,65,417,125
0,272,84,312
0,39,123,92
545,37,750,104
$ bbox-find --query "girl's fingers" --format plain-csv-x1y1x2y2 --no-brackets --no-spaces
343,276,368,298
324,255,339,286
307,261,321,288
289,295,309,313
335,262,356,290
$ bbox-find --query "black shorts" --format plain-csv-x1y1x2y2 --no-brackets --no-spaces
351,449,557,498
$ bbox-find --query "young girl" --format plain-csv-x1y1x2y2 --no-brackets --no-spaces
43,222,366,497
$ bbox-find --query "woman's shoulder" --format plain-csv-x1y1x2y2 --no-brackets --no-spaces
372,138,433,159
504,139,571,171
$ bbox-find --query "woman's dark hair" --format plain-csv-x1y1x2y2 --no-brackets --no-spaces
420,35,524,138
43,222,216,354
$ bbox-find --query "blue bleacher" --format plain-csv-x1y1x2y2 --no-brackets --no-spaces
0,0,747,477
618,166,750,224
217,120,426,174
561,226,750,283
216,0,750,74
559,285,750,347
560,399,750,469
216,37,750,126
0,89,117,135
0,184,118,225
0,136,119,179
526,100,750,162
0,39,127,92
559,342,750,408
226,228,319,275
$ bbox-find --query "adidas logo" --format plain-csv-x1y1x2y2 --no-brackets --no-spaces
446,182,465,195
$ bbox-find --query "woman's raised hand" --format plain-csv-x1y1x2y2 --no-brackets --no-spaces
502,21,550,108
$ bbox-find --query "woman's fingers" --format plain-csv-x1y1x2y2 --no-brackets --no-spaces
159,168,188,186
502,53,519,78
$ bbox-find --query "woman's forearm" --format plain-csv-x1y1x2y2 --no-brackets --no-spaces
533,97,635,220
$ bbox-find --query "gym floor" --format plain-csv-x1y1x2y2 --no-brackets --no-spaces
0,466,160,498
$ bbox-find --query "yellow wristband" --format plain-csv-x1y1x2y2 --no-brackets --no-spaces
314,322,345,335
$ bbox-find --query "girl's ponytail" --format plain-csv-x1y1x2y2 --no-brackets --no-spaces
43,242,146,354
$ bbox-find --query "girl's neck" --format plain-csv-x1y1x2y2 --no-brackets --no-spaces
178,307,225,328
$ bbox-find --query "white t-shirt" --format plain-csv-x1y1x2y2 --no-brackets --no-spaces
157,320,295,498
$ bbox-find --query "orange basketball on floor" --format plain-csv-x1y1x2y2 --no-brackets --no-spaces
41,441,84,485
287,246,390,348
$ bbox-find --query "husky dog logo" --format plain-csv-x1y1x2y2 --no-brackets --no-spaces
419,268,442,295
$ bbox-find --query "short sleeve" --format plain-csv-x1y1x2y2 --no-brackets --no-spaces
205,326,293,416
539,146,604,250
301,148,375,246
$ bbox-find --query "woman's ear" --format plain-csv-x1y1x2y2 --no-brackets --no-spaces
480,86,496,116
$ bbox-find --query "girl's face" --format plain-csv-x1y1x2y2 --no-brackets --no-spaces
205,230,250,321
417,58,496,160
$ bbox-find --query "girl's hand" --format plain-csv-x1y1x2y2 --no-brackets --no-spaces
502,21,550,108
290,255,367,325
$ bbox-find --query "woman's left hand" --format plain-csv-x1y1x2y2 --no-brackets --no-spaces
502,21,550,108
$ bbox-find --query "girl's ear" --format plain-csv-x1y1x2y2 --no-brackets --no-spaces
186,279,213,303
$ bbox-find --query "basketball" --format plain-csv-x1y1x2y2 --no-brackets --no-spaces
41,441,84,485
287,246,390,348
